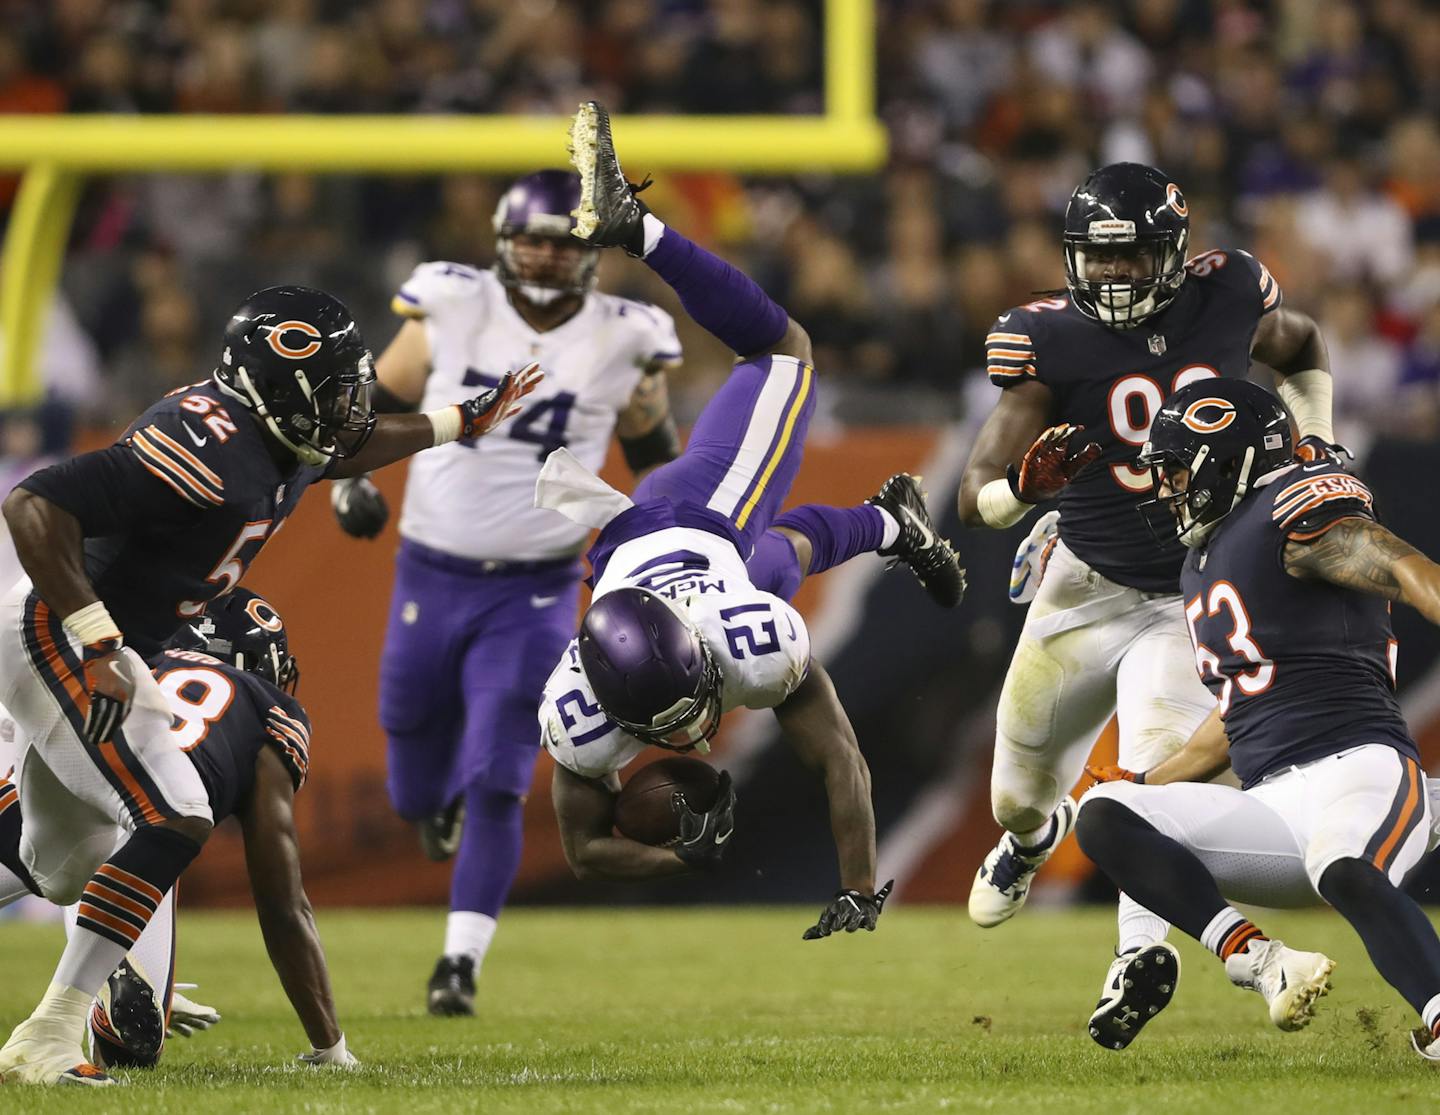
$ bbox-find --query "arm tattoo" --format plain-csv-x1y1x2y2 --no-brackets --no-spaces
617,370,672,436
1284,517,1421,599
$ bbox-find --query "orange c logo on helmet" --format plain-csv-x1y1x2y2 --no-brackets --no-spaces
1166,183,1189,218
245,597,284,633
265,320,322,360
1180,397,1236,434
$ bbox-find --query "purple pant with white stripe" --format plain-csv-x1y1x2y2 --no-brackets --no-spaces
380,540,579,817
635,354,816,551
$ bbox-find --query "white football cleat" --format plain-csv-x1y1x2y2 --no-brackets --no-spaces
1225,938,1335,1031
0,1016,113,1086
1411,1029,1440,1060
968,797,1077,928
1088,942,1181,1050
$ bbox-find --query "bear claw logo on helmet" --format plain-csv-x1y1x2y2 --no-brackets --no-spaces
1064,163,1190,329
213,286,376,466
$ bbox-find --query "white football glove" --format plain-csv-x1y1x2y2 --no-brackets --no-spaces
298,1033,359,1069
167,985,221,1038
1009,509,1060,605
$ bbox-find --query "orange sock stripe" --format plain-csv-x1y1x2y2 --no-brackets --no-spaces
85,878,155,922
77,903,142,944
1218,921,1266,960
97,862,165,906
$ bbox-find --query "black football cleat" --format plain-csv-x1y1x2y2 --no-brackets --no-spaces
1088,943,1181,1051
418,796,465,863
90,959,165,1069
427,955,476,1017
568,100,650,256
867,473,967,608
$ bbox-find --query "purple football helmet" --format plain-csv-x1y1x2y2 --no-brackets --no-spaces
577,588,724,751
492,169,599,302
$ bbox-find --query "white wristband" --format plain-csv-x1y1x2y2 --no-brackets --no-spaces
425,406,462,447
977,477,1031,530
61,601,122,646
1276,369,1333,442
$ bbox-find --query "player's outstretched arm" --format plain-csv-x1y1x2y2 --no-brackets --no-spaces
1089,706,1232,788
957,379,1097,530
1285,517,1440,625
328,363,542,479
615,367,681,479
238,748,352,1063
772,659,877,896
551,764,694,881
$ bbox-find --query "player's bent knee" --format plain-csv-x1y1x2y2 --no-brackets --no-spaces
1315,855,1392,907
1074,796,1144,861
156,814,213,846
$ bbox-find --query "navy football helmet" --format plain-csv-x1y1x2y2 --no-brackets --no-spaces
492,169,599,305
214,285,376,467
1137,378,1293,548
1064,163,1190,328
577,588,722,751
172,588,300,694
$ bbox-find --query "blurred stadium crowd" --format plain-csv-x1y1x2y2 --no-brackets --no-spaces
0,0,1438,459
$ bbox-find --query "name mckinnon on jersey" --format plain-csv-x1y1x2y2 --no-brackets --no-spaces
538,525,810,780
987,249,1283,594
391,262,680,563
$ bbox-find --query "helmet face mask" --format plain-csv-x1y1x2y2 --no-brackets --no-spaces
1063,164,1190,329
577,588,724,754
493,170,599,305
215,287,377,467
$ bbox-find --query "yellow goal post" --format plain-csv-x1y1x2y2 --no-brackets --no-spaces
0,0,883,408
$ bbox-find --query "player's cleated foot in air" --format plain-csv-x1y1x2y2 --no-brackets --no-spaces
426,955,476,1017
89,959,165,1069
568,101,650,255
418,796,465,863
1225,939,1335,1031
1088,942,1181,1050
968,797,1077,928
867,473,967,608
0,1017,115,1086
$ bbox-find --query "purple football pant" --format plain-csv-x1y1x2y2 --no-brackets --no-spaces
380,542,579,818
634,354,816,553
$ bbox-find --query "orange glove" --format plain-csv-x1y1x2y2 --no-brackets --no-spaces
1084,764,1144,789
1013,424,1103,503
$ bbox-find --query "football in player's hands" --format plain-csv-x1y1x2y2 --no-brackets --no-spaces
457,362,545,439
1014,424,1103,503
614,757,721,845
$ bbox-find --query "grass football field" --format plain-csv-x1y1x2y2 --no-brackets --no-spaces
1,904,1435,1112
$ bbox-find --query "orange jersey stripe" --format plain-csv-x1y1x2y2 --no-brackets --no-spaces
144,426,223,488
988,365,1035,378
131,433,222,506
30,600,88,717
987,348,1036,360
986,332,1032,344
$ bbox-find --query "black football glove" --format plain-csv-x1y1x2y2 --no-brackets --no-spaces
802,879,894,940
1295,436,1353,467
330,474,389,539
82,639,132,747
672,771,735,870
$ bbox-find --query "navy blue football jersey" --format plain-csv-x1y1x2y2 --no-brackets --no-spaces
152,649,310,821
19,381,326,656
987,250,1282,593
1179,461,1414,788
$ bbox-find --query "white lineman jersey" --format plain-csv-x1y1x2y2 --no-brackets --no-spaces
393,263,681,562
539,527,811,780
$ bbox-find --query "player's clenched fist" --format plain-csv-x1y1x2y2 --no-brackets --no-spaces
331,474,389,539
457,362,544,440
1012,423,1102,503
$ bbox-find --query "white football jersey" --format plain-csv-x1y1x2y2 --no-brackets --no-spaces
393,262,681,562
539,526,811,779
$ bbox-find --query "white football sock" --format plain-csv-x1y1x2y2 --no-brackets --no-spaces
875,508,901,550
1116,893,1169,953
640,213,667,257
443,911,497,970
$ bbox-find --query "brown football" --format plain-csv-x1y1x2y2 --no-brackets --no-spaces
613,757,721,846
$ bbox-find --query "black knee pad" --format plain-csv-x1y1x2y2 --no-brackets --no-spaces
1318,856,1390,908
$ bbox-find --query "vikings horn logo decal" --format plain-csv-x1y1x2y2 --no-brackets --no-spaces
265,320,323,360
1180,397,1237,434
